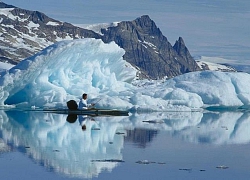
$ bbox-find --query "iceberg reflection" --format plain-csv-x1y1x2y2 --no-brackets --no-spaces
0,110,130,178
0,110,250,178
176,111,250,144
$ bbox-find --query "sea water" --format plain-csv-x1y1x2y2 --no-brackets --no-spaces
0,109,250,180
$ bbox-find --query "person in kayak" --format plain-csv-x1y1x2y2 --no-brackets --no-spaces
78,93,95,109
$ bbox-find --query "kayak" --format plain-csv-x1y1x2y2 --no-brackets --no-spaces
42,100,129,116
43,108,129,116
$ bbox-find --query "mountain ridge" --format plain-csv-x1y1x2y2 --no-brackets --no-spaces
0,1,201,79
101,15,201,78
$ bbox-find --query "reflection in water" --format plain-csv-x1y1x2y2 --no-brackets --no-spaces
0,110,130,178
125,128,158,148
0,110,250,178
176,111,250,144
0,138,11,153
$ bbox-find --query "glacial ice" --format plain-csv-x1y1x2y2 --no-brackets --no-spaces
1,38,250,111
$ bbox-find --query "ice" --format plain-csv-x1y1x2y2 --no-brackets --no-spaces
0,39,136,109
1,38,250,111
164,71,250,107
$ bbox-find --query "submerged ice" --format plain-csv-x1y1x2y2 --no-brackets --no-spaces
1,38,250,111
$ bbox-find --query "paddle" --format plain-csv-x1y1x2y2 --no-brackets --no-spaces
91,98,102,107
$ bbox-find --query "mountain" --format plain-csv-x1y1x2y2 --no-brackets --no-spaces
101,16,201,79
0,2,200,79
0,2,101,64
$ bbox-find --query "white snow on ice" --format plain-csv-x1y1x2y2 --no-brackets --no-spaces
1,38,250,111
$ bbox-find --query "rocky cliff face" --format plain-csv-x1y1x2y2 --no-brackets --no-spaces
102,15,200,78
0,2,200,79
173,37,201,72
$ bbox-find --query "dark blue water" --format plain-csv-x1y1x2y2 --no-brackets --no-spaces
0,110,250,180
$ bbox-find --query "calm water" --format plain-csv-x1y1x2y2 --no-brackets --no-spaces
0,109,250,180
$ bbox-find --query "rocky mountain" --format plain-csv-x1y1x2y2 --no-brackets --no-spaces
0,2,101,64
0,2,201,79
102,17,201,79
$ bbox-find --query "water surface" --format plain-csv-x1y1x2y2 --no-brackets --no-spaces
0,110,250,180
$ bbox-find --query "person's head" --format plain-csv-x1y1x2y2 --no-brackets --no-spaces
82,93,87,100
82,124,87,131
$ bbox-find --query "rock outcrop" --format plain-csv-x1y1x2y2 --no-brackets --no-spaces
102,15,200,78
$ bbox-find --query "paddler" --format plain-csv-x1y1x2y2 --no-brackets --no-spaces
78,93,95,109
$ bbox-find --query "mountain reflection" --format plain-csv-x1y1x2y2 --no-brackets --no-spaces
125,128,158,148
0,110,250,178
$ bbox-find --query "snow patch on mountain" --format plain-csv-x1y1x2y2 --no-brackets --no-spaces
195,56,237,72
76,22,120,35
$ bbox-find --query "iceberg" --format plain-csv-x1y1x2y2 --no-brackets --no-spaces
0,38,250,111
0,39,136,109
164,70,250,107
